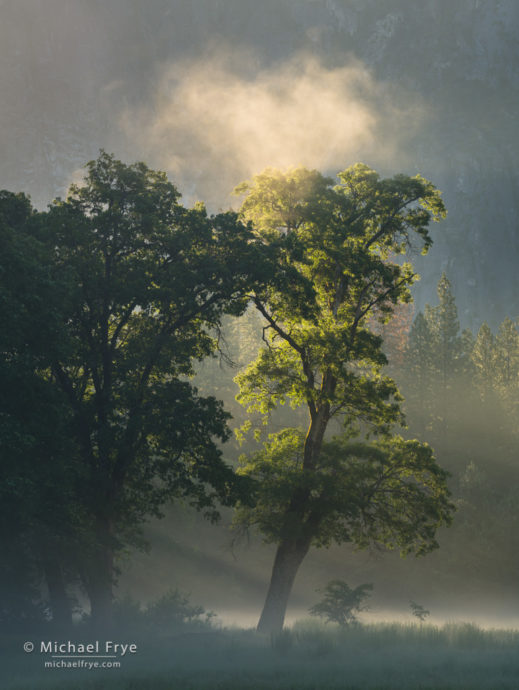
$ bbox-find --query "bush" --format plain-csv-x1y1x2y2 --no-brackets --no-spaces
144,589,216,631
309,580,373,626
112,589,216,633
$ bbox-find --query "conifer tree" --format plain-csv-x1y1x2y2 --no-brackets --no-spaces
403,274,463,439
471,323,497,395
426,273,461,386
495,318,519,390
404,311,436,433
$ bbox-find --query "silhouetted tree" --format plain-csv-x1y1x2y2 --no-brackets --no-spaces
0,190,81,625
2,153,266,628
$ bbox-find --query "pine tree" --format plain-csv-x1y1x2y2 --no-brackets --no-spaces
471,323,497,396
426,273,461,387
404,311,436,433
491,317,519,432
402,274,463,439
495,318,519,388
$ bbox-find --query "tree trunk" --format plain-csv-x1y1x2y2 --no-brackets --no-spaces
257,538,311,634
43,555,72,627
87,567,114,630
256,410,327,634
81,518,115,630
256,399,328,635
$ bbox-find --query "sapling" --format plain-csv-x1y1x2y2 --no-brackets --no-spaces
309,580,373,626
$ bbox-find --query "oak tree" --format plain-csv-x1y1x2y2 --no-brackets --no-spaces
234,164,454,633
36,153,264,626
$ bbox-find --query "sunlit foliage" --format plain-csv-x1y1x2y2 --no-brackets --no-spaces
234,164,453,633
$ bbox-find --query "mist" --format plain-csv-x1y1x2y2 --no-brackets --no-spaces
120,50,422,207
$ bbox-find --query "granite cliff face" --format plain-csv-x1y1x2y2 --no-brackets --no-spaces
1,0,518,326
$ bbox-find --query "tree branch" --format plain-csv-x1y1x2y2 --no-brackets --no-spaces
51,362,95,465
252,297,304,355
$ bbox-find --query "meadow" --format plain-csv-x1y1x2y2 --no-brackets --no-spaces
3,620,519,690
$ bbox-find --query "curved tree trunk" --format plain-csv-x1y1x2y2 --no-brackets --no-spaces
257,537,311,634
256,410,329,634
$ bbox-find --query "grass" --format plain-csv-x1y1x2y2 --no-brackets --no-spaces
2,620,519,689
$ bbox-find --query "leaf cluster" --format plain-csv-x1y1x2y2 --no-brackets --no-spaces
235,429,454,554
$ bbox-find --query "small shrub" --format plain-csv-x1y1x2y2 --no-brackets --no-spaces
112,590,216,633
410,600,430,622
309,580,373,626
144,589,215,631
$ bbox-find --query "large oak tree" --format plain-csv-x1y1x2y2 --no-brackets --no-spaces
234,164,455,634
31,153,265,626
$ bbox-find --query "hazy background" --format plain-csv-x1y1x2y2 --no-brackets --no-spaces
3,0,519,326
2,0,519,627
